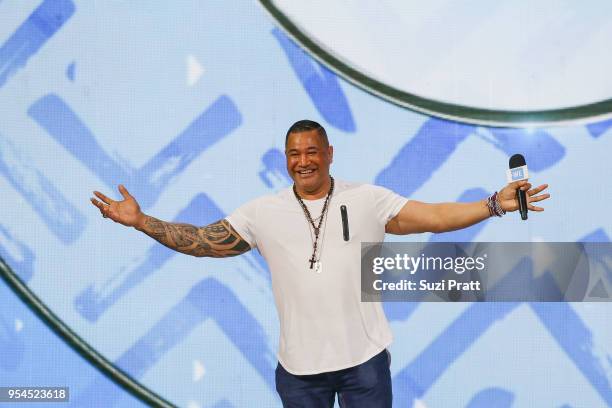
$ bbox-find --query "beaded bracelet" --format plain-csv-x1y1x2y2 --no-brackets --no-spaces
487,191,506,217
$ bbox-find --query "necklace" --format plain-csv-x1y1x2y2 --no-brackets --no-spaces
293,177,335,270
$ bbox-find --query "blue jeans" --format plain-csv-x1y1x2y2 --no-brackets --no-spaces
275,349,392,407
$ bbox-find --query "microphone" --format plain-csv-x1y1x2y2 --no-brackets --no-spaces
508,154,529,220
340,205,349,241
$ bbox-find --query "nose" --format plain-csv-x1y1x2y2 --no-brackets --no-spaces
298,153,309,167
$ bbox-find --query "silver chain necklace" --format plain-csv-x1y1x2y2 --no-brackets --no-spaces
292,177,334,271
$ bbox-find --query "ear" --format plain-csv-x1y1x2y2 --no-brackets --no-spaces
328,145,334,163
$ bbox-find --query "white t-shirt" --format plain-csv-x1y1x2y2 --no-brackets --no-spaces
226,180,407,375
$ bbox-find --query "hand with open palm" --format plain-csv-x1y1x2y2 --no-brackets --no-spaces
90,184,146,229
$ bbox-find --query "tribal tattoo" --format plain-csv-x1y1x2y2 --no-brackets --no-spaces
139,217,251,257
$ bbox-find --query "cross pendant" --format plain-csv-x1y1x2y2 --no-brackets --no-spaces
309,256,316,269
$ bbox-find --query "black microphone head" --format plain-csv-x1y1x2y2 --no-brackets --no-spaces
509,154,526,169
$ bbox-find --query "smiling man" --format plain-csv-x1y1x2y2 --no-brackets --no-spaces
91,119,550,407
285,121,333,199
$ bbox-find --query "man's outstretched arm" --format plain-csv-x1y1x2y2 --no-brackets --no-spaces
90,184,251,258
135,217,250,258
386,180,550,235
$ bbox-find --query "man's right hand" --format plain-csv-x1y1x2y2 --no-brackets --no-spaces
90,184,146,229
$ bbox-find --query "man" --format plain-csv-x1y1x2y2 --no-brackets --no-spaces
91,120,549,407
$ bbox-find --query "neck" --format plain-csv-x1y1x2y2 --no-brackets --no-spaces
295,175,332,200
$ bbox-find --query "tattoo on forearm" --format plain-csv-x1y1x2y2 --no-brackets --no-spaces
140,217,250,257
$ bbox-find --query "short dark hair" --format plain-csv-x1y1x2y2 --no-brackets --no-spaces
285,120,329,147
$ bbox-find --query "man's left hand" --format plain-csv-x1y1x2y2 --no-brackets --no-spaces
498,181,550,213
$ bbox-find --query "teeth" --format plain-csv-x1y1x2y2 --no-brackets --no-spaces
298,170,314,174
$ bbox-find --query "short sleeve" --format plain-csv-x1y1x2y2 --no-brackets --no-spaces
368,185,408,225
225,199,259,249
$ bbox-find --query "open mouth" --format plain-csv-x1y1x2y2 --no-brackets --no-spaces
296,169,316,177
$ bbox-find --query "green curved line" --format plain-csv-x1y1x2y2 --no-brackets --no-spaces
259,0,612,127
0,256,176,408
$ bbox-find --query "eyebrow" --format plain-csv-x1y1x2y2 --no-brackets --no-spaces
286,146,319,153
